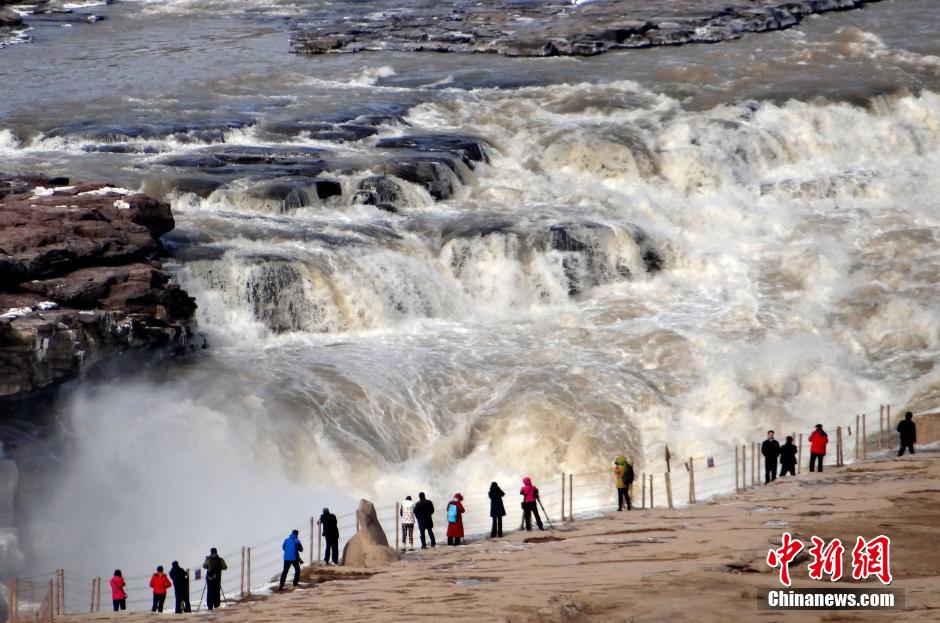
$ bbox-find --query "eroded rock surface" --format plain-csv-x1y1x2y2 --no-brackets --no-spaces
0,175,200,401
291,0,880,57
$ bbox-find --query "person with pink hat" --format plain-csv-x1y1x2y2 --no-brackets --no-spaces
446,493,465,545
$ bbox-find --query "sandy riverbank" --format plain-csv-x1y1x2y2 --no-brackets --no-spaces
59,448,940,623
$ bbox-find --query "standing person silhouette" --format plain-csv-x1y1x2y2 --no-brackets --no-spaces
446,493,465,545
614,456,634,511
897,412,917,456
279,529,303,590
762,431,781,483
520,477,544,531
110,570,127,612
149,565,172,613
169,561,191,613
809,424,828,472
400,496,416,551
413,492,436,549
202,547,228,610
778,436,798,477
488,482,506,538
318,508,340,565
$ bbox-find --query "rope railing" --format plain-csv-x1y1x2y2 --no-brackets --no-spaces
2,402,923,619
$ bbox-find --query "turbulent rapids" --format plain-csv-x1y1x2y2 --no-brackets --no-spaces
1,0,940,587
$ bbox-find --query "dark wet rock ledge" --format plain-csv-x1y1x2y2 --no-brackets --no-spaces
0,174,200,402
292,0,881,57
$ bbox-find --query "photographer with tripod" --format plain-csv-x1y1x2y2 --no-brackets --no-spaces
520,477,545,531
202,547,228,610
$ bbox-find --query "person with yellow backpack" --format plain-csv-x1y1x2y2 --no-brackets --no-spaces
614,456,634,511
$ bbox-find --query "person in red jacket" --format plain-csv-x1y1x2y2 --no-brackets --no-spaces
809,424,829,472
446,493,465,546
110,570,127,612
149,565,172,613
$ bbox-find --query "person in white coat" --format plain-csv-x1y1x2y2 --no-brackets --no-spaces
400,495,416,551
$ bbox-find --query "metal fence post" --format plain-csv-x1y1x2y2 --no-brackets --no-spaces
886,405,892,448
862,413,867,460
855,415,860,460
641,472,646,509
568,473,573,521
797,434,803,474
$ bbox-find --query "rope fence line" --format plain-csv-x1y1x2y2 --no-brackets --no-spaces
3,402,920,619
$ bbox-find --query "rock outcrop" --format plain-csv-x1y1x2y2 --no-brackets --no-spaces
341,500,401,568
0,174,200,401
0,7,23,28
291,0,881,57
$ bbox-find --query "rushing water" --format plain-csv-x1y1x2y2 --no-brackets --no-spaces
2,0,940,587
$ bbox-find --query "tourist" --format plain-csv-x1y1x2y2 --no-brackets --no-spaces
318,508,340,565
809,424,828,472
279,529,303,590
414,492,436,549
446,493,465,545
489,482,506,538
110,570,127,612
761,431,781,483
520,477,544,531
169,561,191,613
614,456,633,511
202,547,228,610
149,565,172,613
897,412,916,456
400,495,416,551
779,436,797,477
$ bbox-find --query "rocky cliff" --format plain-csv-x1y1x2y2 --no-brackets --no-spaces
0,174,201,402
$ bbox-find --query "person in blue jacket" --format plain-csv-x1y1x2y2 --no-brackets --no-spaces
279,529,304,590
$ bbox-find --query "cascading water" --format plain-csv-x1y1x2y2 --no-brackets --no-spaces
1,0,940,589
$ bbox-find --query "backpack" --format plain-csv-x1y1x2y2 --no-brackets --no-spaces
623,463,635,484
447,503,458,523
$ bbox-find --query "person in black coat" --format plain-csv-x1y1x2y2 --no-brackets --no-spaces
761,430,781,483
413,492,436,549
488,482,506,538
778,436,797,477
168,561,191,613
318,508,340,565
897,411,917,456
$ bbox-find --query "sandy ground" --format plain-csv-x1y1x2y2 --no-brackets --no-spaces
60,450,940,623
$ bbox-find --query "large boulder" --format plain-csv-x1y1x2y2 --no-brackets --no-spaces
341,500,400,568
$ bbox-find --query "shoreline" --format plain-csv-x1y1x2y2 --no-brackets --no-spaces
52,447,940,622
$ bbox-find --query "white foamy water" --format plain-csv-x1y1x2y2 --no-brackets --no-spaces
3,0,940,595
